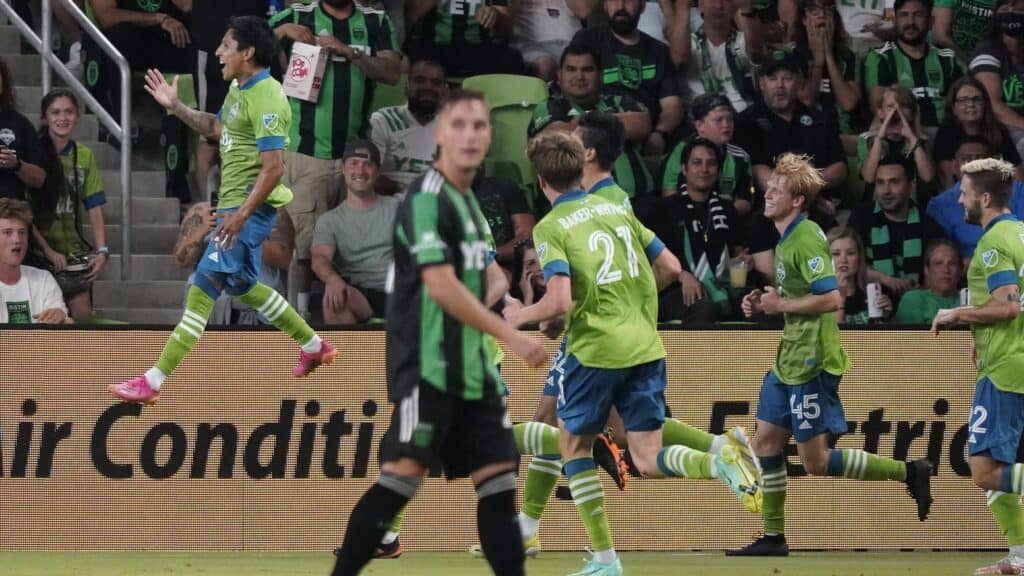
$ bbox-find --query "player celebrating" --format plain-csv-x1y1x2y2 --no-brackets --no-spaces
109,16,337,405
729,154,933,557
504,131,759,576
330,90,547,576
931,158,1024,576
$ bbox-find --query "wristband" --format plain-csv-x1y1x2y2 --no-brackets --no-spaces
97,246,110,255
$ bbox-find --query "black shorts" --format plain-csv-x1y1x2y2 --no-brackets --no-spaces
378,382,516,479
362,287,388,318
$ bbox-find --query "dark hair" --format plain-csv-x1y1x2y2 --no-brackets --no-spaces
227,16,279,69
36,88,82,216
577,112,624,171
893,0,931,12
682,137,722,165
0,58,16,111
797,0,851,60
944,77,1003,152
409,57,446,76
876,156,916,183
924,237,961,266
440,88,488,115
559,43,601,69
957,134,993,154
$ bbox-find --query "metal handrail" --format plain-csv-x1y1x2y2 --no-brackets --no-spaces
0,0,133,280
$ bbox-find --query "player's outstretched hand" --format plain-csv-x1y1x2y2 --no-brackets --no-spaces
144,69,180,111
741,288,764,318
760,286,783,315
931,307,960,336
509,332,547,368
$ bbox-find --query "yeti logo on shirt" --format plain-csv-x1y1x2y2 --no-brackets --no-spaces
460,240,489,271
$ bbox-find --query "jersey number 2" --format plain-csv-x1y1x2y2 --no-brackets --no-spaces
589,227,640,285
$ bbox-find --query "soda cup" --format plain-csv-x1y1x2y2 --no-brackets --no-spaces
960,288,970,306
867,282,883,319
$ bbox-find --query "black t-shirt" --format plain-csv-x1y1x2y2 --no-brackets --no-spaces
113,0,188,19
636,189,745,271
842,287,870,325
932,121,1022,166
570,26,677,121
192,0,268,52
736,101,846,175
472,175,531,250
0,107,44,202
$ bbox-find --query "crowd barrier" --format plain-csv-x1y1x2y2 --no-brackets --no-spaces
0,328,1009,551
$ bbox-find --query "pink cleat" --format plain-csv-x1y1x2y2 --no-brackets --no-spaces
108,376,160,405
293,340,339,377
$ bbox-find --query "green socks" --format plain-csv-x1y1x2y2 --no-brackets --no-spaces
154,285,215,378
514,422,561,458
827,449,907,481
565,458,614,555
662,419,715,453
238,282,315,345
989,491,1024,547
655,445,714,478
760,454,787,535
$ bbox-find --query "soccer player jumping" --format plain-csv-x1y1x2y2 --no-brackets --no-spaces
109,17,337,405
728,154,933,557
931,158,1024,576
504,131,759,576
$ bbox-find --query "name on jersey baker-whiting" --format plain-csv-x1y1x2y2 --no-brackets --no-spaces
557,203,629,230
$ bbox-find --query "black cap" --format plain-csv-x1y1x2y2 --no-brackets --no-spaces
759,51,803,77
691,93,735,121
342,139,381,165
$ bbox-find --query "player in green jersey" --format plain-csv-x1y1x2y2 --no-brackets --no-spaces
930,158,1024,576
109,16,337,406
504,131,759,576
728,153,934,557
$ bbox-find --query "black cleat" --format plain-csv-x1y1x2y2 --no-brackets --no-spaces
905,458,934,521
593,432,629,490
726,534,789,557
332,537,402,559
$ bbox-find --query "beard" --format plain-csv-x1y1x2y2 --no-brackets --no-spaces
964,201,983,225
609,10,640,35
408,96,439,117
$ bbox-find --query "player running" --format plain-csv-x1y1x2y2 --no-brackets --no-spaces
109,16,336,405
728,154,933,557
503,131,759,576
931,158,1024,576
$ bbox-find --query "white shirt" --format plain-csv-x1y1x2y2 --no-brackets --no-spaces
369,105,439,189
684,29,752,112
513,0,582,45
0,266,67,324
838,0,893,41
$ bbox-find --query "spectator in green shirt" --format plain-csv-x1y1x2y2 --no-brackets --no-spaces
894,238,963,324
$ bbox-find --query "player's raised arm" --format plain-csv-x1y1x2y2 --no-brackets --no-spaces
144,69,221,141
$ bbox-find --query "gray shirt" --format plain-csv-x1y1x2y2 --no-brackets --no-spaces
312,195,401,291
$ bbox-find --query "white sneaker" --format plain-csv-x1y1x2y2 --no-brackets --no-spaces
65,41,83,79
974,554,1024,575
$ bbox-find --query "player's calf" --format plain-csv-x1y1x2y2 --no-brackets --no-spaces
474,471,525,576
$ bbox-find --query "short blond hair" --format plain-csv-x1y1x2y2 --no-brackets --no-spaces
0,198,32,227
526,131,585,192
772,153,825,212
962,157,1015,208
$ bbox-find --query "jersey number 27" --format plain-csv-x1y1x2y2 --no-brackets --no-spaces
590,227,640,285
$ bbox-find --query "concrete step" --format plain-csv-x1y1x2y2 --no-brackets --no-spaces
99,195,180,226
15,84,41,114
23,111,99,140
0,26,23,53
93,280,187,309
74,139,162,170
84,223,179,254
92,307,182,325
97,254,191,282
99,170,165,197
9,53,42,85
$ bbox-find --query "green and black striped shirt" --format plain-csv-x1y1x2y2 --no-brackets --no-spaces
864,41,964,127
387,168,505,401
270,2,398,159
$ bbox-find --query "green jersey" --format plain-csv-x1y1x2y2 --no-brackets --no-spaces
967,215,1024,393
660,140,753,203
934,0,993,55
773,216,850,384
217,69,293,210
388,168,504,400
864,42,965,127
270,2,398,159
587,176,633,212
411,0,510,46
533,190,665,369
36,141,106,256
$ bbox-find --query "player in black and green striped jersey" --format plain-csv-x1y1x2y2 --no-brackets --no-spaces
331,90,546,576
863,0,964,128
404,0,524,77
528,43,655,199
660,94,755,215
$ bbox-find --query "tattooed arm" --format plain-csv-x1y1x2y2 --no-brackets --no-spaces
262,208,295,270
145,69,222,140
173,202,216,269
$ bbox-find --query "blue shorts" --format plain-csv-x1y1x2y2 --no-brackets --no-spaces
968,376,1024,464
542,339,567,398
195,203,277,297
756,370,847,443
556,353,666,435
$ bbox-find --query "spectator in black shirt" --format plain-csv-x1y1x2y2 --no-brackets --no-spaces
850,157,945,300
934,76,1023,190
473,168,535,277
638,138,746,323
735,53,847,209
571,0,683,155
0,59,45,201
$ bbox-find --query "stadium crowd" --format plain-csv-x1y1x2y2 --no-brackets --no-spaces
0,0,1021,325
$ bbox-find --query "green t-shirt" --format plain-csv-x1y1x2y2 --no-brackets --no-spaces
773,216,851,384
533,190,665,369
270,3,398,158
217,69,294,210
893,288,960,324
967,214,1024,392
934,0,994,56
660,140,753,202
37,141,106,256
863,42,965,127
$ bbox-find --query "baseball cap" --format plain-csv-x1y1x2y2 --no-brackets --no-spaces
342,139,381,165
691,93,735,121
759,51,803,77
